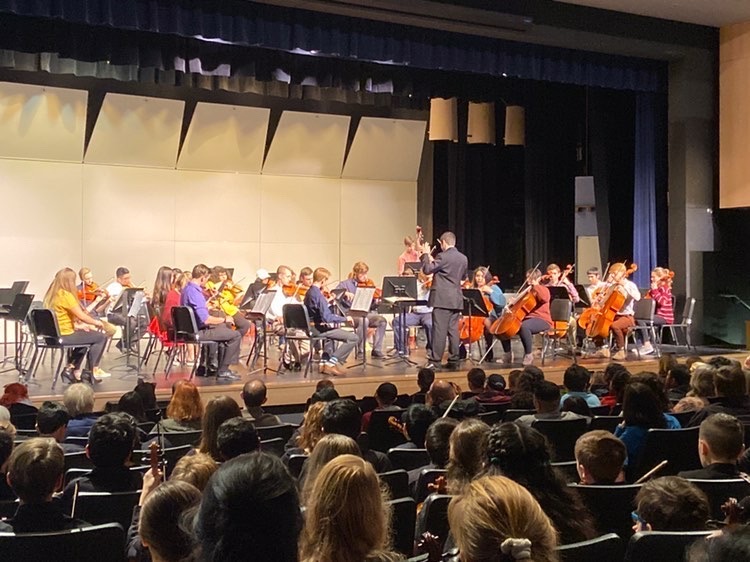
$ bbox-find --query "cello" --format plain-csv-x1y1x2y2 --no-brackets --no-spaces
582,263,638,339
489,265,542,338
459,267,497,344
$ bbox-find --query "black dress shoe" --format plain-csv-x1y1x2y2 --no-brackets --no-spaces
423,363,444,372
81,370,101,384
60,368,77,384
195,366,207,377
293,362,302,371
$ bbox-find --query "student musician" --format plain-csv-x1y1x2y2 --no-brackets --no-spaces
498,268,552,366
397,235,420,275
267,265,302,369
337,262,387,359
77,268,117,340
585,267,607,303
638,267,674,355
206,266,251,337
391,271,433,356
468,266,506,360
105,266,147,352
545,263,580,303
599,262,641,361
304,267,359,376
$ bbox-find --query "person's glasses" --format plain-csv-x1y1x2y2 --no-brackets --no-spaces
631,511,647,526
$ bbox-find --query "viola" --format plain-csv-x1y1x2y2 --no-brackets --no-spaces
78,282,108,304
582,263,638,339
281,283,298,297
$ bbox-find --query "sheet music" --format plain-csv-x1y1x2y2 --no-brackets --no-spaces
349,287,375,317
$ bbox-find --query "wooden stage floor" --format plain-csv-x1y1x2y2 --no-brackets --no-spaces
8,337,747,411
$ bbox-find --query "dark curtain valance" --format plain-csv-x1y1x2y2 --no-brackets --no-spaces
0,0,666,92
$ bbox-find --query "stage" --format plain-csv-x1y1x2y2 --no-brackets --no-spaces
5,335,747,411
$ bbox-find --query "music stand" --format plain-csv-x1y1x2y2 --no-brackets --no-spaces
547,286,570,301
404,262,422,275
575,284,591,307
347,287,379,370
462,289,490,364
245,290,277,374
111,288,145,375
382,276,421,367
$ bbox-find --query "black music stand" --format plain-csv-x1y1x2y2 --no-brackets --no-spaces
547,286,570,301
347,287,379,371
462,289,490,364
0,293,33,378
382,276,421,367
404,262,422,275
244,290,277,375
111,288,146,375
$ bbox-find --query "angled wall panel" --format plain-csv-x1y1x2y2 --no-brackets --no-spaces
85,93,184,168
0,82,86,162
263,112,349,177
177,103,269,173
342,118,426,181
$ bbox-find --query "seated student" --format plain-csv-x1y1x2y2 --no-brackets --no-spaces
410,368,435,404
169,452,218,492
64,383,99,438
427,380,481,420
560,364,601,408
574,430,627,484
152,380,204,434
666,364,691,402
36,401,84,453
240,380,282,427
516,380,585,426
393,404,436,449
447,418,491,496
689,365,750,426
0,430,15,500
465,368,487,397
61,413,142,511
678,413,745,479
475,373,512,405
599,363,631,409
408,417,459,490
217,417,260,461
0,438,89,533
632,476,710,532
138,480,201,562
361,382,400,431
299,434,360,505
0,406,16,438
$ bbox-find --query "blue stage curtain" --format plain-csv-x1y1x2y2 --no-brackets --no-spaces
632,92,658,287
0,0,666,93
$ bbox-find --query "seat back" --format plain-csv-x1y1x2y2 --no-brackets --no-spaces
29,308,61,343
624,530,712,562
415,494,452,545
287,454,308,479
633,298,655,322
551,461,580,483
503,409,536,422
414,468,447,503
161,430,202,448
550,299,573,322
74,491,140,534
133,444,193,479
256,424,295,443
260,437,285,457
681,297,696,325
171,306,199,342
11,412,38,431
8,293,34,323
668,410,695,427
571,483,642,539
477,410,502,425
0,522,126,562
378,469,410,499
367,409,407,452
388,448,431,472
282,303,312,333
590,416,621,433
532,418,589,462
0,499,19,518
557,533,624,562
687,478,750,520
631,427,701,481
64,451,94,472
389,497,417,556
65,436,89,447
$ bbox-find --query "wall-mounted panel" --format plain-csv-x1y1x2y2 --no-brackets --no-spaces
85,93,184,168
343,118,426,181
0,82,87,163
174,242,260,285
177,103,269,173
263,112,349,177
260,176,341,244
340,180,417,246
174,171,261,243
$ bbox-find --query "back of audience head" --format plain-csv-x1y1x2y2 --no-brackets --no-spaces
563,365,591,393
300,454,393,562
170,452,217,492
427,380,456,406
667,363,691,389
241,379,269,409
510,391,535,410
199,395,242,461
574,430,626,484
634,476,709,532
707,356,736,370
685,355,703,370
375,382,398,407
604,362,630,384
658,353,678,377
699,413,745,465
140,480,201,562
417,367,435,393
36,401,70,441
321,399,361,441
63,383,95,418
447,418,490,495
309,386,339,405
688,525,750,561
167,380,203,423
688,364,716,398
0,430,13,471
448,475,559,562
522,365,545,384
425,417,459,468
217,417,260,461
133,380,157,411
467,368,486,392
533,381,561,414
0,406,14,437
0,382,29,406
561,396,591,417
631,371,670,411
88,412,137,468
487,374,506,393
315,379,335,393
622,382,666,429
196,452,301,562
516,370,543,394
7,437,63,503
715,365,747,399
117,390,147,423
301,434,360,504
298,401,326,453
402,404,436,448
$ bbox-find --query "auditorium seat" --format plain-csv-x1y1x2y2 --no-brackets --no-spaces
570,483,642,539
389,497,417,556
532,418,589,462
414,494,451,548
379,469,410,499
687,478,750,520
388,448,430,472
414,468,446,503
256,423,295,443
557,532,624,562
287,454,308,479
629,427,700,481
0,523,125,562
368,409,408,452
74,490,141,534
624,530,712,562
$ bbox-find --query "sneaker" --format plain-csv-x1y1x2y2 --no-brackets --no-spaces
93,367,111,379
598,347,611,359
217,370,240,381
522,353,534,366
640,342,655,355
501,352,512,364
613,349,627,361
423,363,443,372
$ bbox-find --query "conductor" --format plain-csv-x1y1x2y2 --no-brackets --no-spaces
420,231,468,370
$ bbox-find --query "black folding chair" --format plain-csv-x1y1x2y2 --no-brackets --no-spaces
27,309,93,387
368,409,407,452
388,448,431,472
629,426,701,481
165,307,215,380
541,299,577,365
557,533,624,562
0,522,126,562
281,304,330,378
379,469,410,499
658,297,696,349
570,483,642,539
532,417,589,462
624,530,712,562
389,497,417,556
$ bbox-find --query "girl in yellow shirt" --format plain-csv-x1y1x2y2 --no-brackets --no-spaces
43,268,109,384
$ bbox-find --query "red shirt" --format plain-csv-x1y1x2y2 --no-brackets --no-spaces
161,289,181,329
527,284,552,325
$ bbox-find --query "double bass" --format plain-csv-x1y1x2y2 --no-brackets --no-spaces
580,263,638,339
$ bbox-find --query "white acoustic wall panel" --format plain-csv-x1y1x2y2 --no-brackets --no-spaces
263,112,350,177
259,244,341,284
0,82,87,162
82,239,175,289
177,103,270,173
0,160,83,298
343,118,426,181
85,93,184,168
173,171,261,243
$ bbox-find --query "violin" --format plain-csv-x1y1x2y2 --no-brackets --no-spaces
357,279,383,300
581,263,638,339
388,415,407,435
77,278,112,313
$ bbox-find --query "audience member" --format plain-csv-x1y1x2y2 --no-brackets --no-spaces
0,438,89,533
706,356,737,369
309,386,339,405
448,475,558,562
574,430,627,484
411,368,435,404
466,368,486,396
362,382,400,431
446,418,490,495
61,412,142,510
300,434,360,504
138,480,201,562
632,476,710,532
507,369,523,392
394,403,436,449
241,379,282,427
688,525,750,561
196,452,301,562
299,454,401,562
0,405,16,437
658,353,678,378
133,379,158,412
675,364,716,412
509,391,535,410
197,395,242,461
427,380,480,419
64,383,98,438
679,413,744,479
560,365,601,407
561,395,592,417
36,401,83,453
666,364,691,402
599,363,631,409
117,390,148,424
630,371,671,412
153,381,203,433
217,417,260,461
0,430,15,500
516,381,583,426
0,382,38,422
284,401,326,459
408,417,459,489
169,452,217,492
484,422,595,544
689,364,750,426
